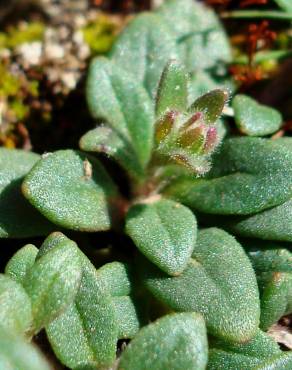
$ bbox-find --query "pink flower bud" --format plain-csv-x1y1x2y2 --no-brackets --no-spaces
204,126,218,153
155,111,178,144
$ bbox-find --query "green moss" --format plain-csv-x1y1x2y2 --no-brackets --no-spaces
0,64,21,97
0,22,45,50
82,15,117,55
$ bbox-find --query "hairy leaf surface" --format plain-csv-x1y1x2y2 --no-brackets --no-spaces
110,14,178,98
167,138,292,215
0,274,32,335
126,199,197,276
140,228,260,342
87,57,154,168
23,150,118,231
24,239,82,333
233,95,282,137
0,329,51,370
5,244,38,285
208,329,281,370
118,313,208,370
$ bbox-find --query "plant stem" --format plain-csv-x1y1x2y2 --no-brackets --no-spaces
234,50,292,64
221,10,292,21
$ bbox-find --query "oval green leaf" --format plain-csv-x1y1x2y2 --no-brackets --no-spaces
118,313,208,370
232,95,282,137
140,228,260,343
126,199,197,276
23,238,82,333
22,150,118,232
87,57,154,168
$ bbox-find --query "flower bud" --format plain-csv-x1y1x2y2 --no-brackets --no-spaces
155,110,178,145
203,126,218,153
180,112,203,131
178,124,206,153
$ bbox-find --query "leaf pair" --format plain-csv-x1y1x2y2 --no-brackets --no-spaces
139,228,260,343
167,137,292,215
5,235,82,335
44,233,119,369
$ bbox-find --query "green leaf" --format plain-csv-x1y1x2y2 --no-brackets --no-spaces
0,148,53,238
255,352,292,370
0,274,32,335
46,234,119,369
96,261,133,296
113,295,145,339
208,329,281,370
166,137,292,215
243,241,292,330
86,57,154,168
244,241,292,273
0,328,51,370
157,0,232,71
259,271,292,330
190,89,228,124
155,60,188,118
126,199,197,276
110,14,178,98
22,150,118,232
80,126,144,179
232,95,282,136
5,244,38,285
140,228,260,343
274,0,292,12
23,238,82,333
118,313,208,370
220,199,292,241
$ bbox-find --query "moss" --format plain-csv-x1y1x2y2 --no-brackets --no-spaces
0,64,21,97
82,15,118,55
0,22,45,50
